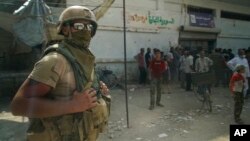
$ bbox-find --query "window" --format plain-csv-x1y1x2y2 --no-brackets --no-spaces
221,11,250,21
187,6,215,16
187,6,215,28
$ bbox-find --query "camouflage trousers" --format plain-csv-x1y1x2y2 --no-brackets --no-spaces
150,77,162,106
233,92,244,121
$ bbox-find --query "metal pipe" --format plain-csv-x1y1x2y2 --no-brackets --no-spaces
123,0,129,128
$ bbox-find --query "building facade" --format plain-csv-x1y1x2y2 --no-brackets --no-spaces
76,0,250,80
1,0,250,81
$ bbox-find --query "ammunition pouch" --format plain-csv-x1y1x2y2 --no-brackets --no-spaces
90,96,111,132
26,96,111,141
26,119,52,141
102,95,111,116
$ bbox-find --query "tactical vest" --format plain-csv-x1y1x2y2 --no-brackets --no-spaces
27,41,110,141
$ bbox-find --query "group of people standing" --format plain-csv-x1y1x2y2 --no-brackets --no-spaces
180,47,250,124
179,50,213,91
8,4,249,141
135,46,250,124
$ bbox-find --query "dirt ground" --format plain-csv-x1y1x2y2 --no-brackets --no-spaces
0,83,250,141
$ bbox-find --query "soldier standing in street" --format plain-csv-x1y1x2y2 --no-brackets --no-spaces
148,49,166,110
11,6,110,141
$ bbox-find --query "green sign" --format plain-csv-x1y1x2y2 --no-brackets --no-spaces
148,16,175,26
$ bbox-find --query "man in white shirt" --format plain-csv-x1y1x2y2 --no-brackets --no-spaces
195,50,213,96
227,49,250,98
179,53,186,88
183,50,194,91
195,50,213,73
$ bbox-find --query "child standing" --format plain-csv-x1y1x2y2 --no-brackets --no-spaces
229,64,245,124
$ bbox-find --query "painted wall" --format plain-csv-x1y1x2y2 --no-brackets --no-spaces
90,0,181,63
89,0,181,81
65,0,250,80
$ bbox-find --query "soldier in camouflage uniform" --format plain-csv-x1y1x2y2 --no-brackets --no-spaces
11,6,110,141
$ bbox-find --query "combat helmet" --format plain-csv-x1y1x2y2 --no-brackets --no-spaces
57,5,97,37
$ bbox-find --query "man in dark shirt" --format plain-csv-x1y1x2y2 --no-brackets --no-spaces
228,49,235,60
209,48,225,87
135,48,147,85
145,47,152,68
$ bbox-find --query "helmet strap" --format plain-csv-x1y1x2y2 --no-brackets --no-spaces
62,23,72,39
66,24,72,39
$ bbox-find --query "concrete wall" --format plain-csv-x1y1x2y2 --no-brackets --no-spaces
88,0,181,80
167,0,250,53
63,0,250,80
217,19,250,53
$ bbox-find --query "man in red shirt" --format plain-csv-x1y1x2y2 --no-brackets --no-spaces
148,49,166,110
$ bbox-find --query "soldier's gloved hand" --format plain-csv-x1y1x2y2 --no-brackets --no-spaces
72,88,97,112
99,81,110,96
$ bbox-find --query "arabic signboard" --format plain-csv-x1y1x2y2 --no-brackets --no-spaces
126,11,175,28
189,12,215,28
